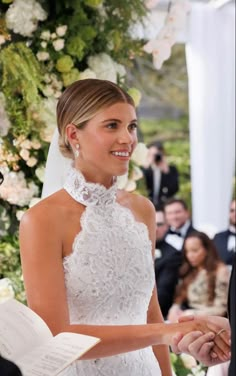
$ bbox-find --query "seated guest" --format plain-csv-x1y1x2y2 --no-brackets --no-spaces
154,208,182,319
168,231,230,322
213,199,236,267
142,141,179,208
163,198,196,251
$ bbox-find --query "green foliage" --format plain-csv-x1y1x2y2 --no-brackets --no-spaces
0,42,44,137
0,235,25,303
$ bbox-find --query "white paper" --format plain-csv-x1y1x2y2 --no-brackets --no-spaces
0,299,52,360
0,299,100,376
17,332,100,376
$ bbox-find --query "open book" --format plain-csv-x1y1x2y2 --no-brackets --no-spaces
0,299,100,376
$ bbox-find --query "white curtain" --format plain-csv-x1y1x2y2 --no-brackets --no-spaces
186,1,235,233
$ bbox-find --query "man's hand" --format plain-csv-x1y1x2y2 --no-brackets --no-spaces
171,315,231,366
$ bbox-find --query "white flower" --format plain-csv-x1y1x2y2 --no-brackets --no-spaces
129,166,143,181
0,167,39,207
0,278,15,303
38,97,57,142
16,210,25,221
40,41,47,48
19,148,30,161
31,139,41,150
35,166,45,182
124,180,137,192
0,35,6,45
52,38,65,51
79,68,97,80
180,354,197,369
36,51,50,61
88,53,126,83
116,174,137,192
54,91,62,98
143,38,172,70
26,157,37,167
20,139,32,149
0,206,10,237
42,74,63,97
40,30,51,40
152,40,172,69
56,25,67,37
0,92,11,137
131,143,148,166
51,32,57,39
143,0,190,70
5,0,47,37
42,85,54,97
116,173,128,190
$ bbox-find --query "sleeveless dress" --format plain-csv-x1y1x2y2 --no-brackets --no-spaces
62,167,162,376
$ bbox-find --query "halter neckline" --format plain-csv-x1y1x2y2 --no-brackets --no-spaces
63,166,118,206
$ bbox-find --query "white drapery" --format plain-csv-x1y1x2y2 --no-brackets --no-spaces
186,1,235,233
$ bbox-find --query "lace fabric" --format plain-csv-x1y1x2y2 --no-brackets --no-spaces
62,167,161,375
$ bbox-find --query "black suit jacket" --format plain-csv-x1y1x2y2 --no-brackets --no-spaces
142,165,179,207
0,356,22,376
184,224,197,238
154,240,182,318
213,230,235,265
228,253,236,376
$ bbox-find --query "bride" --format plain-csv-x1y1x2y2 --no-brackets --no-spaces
19,79,229,376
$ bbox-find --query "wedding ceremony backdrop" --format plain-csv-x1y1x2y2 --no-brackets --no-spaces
0,1,235,375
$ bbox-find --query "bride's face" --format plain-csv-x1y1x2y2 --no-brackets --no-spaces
75,102,138,184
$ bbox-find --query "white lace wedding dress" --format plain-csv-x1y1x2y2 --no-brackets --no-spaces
61,167,162,376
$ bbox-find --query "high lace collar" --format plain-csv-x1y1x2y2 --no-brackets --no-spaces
63,166,118,206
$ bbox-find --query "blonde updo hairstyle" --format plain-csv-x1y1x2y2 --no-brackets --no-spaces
57,78,135,159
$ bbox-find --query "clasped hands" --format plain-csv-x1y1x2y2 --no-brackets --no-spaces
171,315,231,367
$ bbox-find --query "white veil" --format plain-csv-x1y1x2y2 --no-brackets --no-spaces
41,128,71,198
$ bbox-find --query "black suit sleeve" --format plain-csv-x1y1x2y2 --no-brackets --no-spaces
228,254,236,376
155,252,182,318
0,356,22,376
159,165,179,202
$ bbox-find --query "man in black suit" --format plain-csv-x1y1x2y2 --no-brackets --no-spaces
213,199,236,266
163,198,196,251
154,208,182,319
142,141,179,208
228,252,236,375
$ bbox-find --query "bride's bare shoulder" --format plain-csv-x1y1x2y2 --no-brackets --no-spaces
20,189,71,229
117,190,155,223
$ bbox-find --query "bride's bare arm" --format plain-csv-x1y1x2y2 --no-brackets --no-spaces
140,196,172,376
19,198,230,363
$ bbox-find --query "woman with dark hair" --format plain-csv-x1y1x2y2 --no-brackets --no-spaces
168,231,230,322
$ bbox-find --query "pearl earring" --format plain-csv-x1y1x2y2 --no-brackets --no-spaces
74,144,80,158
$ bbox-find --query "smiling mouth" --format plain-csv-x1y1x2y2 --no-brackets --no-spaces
111,151,130,157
